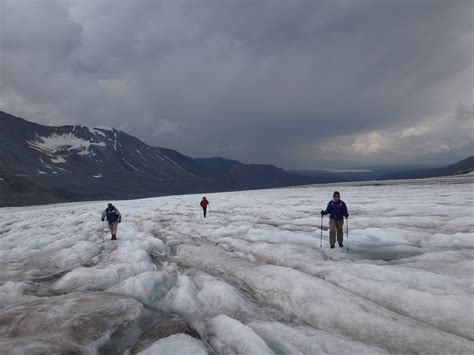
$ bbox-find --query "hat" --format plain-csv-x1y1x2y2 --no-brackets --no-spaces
333,191,340,197
107,203,113,207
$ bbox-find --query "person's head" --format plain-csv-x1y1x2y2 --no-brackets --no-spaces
202,196,207,200
107,203,113,210
333,191,340,200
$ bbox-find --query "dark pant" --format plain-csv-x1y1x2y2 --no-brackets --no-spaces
202,207,207,217
329,218,344,245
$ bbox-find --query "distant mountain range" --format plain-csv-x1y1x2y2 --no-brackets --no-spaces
292,157,473,182
0,111,323,207
1,111,472,207
379,156,474,180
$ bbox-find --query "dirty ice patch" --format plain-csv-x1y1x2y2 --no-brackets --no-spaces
109,270,177,306
52,229,165,292
175,243,474,354
207,315,274,355
249,321,387,355
52,243,160,292
0,293,145,354
161,272,257,321
0,282,34,309
322,262,474,340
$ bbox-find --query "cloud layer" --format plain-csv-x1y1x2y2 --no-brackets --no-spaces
0,0,472,168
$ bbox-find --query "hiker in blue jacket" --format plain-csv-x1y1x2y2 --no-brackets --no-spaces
101,203,121,240
321,191,349,248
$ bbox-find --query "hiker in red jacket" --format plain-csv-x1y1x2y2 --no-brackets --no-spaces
200,197,209,218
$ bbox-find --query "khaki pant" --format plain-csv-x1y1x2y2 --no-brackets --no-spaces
329,219,344,245
108,221,118,236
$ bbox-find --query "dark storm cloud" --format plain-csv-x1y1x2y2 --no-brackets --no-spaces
0,0,472,168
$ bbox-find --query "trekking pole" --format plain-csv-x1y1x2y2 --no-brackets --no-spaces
320,216,323,248
346,218,349,251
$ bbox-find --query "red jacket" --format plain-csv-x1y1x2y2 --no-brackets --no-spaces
200,199,209,208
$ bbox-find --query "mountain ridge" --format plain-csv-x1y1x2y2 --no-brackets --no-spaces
379,156,474,180
291,157,473,182
0,111,323,206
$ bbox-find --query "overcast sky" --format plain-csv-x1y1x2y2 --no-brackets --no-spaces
0,0,472,169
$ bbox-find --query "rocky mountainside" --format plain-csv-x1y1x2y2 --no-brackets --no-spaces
0,111,321,206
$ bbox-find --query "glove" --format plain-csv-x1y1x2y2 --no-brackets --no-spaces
321,210,326,216
345,214,349,219
118,219,121,223
101,218,104,222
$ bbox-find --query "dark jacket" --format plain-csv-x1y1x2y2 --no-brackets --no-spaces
102,207,121,224
322,200,348,220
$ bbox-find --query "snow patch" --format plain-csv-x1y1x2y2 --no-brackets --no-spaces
160,153,183,169
136,149,148,165
122,158,139,171
51,156,66,164
138,334,207,355
27,133,106,157
92,174,103,178
95,125,114,131
112,132,118,151
87,126,106,137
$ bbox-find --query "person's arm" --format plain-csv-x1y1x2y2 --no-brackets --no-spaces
321,202,331,216
343,202,349,219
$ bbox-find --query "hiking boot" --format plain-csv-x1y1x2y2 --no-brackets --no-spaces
338,242,343,248
111,235,117,240
330,244,335,249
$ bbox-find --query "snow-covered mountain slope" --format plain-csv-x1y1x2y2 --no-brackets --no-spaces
0,111,318,207
0,175,473,354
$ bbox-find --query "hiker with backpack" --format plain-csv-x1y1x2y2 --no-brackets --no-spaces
321,191,349,249
200,197,209,218
101,203,121,240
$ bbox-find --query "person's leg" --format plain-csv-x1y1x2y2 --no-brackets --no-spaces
336,220,344,246
108,222,114,238
203,207,207,218
329,219,336,247
111,222,118,240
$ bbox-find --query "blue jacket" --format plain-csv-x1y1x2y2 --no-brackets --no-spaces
102,207,121,224
323,200,348,220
